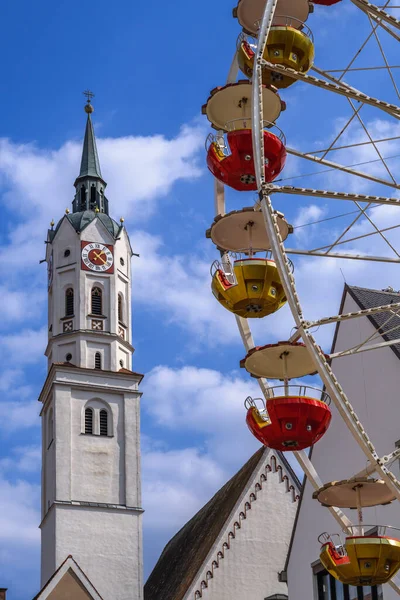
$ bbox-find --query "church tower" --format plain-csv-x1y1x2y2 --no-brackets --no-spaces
38,95,143,600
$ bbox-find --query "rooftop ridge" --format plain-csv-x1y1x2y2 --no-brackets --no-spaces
190,453,300,600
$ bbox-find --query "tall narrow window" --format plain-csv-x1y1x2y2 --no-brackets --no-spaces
99,409,108,436
47,408,54,448
85,408,93,434
80,185,86,210
95,352,102,370
118,294,123,323
65,288,74,316
91,287,102,315
90,185,97,210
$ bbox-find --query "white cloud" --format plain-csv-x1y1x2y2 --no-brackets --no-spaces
0,122,205,273
0,327,47,365
0,476,40,545
0,446,41,473
132,231,236,346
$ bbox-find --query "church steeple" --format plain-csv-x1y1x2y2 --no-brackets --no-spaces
78,108,103,180
72,92,109,215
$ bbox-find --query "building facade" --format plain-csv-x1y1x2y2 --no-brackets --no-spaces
145,447,300,600
287,285,400,600
37,100,144,600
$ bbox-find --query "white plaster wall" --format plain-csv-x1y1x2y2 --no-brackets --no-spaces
185,453,298,600
70,389,125,504
46,505,143,600
287,293,400,600
47,217,133,373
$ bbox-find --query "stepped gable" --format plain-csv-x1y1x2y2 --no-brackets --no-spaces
337,285,400,358
144,448,300,600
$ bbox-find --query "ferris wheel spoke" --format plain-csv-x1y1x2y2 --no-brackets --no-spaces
351,0,400,31
367,13,400,101
294,450,353,530
260,60,400,119
283,147,400,189
354,448,400,478
305,301,400,329
369,12,400,41
305,135,400,155
346,98,398,183
268,184,400,205
285,248,400,263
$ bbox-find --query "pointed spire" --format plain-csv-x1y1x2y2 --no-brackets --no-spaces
79,109,103,179
72,92,109,214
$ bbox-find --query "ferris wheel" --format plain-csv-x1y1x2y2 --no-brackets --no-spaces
203,0,400,592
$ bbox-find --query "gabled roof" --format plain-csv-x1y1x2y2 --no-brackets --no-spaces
32,555,103,600
335,284,400,359
144,447,300,600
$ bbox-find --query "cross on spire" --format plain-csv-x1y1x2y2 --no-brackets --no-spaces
83,89,95,104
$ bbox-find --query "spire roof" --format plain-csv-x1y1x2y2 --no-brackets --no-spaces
78,112,103,180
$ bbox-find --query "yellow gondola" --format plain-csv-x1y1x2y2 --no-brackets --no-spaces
319,529,400,586
237,17,315,89
211,255,288,318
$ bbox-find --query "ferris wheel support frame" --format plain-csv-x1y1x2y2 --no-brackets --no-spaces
269,184,400,203
351,0,400,31
252,0,400,514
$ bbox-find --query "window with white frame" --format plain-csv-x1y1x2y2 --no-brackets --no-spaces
82,400,112,437
91,287,102,315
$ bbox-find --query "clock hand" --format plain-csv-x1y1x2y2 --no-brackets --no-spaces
93,251,107,265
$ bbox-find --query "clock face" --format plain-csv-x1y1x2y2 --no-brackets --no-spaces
81,242,114,273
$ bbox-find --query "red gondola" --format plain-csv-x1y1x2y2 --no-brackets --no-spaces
245,388,332,451
313,0,341,4
206,128,287,192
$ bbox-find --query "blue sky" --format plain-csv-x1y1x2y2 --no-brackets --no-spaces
1,0,400,598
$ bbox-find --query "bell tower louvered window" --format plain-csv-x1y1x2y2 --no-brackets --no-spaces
91,287,102,315
95,352,102,370
65,288,74,316
99,409,108,436
85,407,93,434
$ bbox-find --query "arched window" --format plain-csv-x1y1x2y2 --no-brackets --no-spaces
95,352,102,370
85,407,93,434
65,288,74,316
118,294,123,323
99,409,108,436
47,408,54,448
91,287,102,315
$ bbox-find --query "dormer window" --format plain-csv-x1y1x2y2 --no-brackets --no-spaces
65,288,74,316
91,287,102,315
